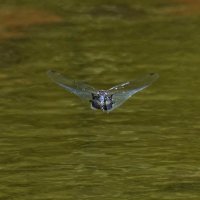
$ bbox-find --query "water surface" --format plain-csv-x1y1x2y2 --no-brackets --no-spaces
0,0,200,199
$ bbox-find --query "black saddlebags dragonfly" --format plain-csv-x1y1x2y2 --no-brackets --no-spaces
47,70,159,112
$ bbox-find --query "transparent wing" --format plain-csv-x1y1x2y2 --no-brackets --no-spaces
47,70,97,100
108,73,159,111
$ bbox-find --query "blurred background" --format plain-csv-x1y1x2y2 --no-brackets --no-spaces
0,0,200,199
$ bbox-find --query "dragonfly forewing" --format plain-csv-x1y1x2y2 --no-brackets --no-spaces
107,73,159,110
47,70,97,101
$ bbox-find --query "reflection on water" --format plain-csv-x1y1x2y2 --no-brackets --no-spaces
0,0,200,199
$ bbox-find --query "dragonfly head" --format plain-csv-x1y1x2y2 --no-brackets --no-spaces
91,91,113,111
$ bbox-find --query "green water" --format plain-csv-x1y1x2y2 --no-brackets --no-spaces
0,0,200,199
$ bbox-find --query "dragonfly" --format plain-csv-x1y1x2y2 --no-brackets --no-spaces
47,70,159,112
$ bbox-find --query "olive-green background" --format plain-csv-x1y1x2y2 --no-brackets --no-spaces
0,0,199,199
